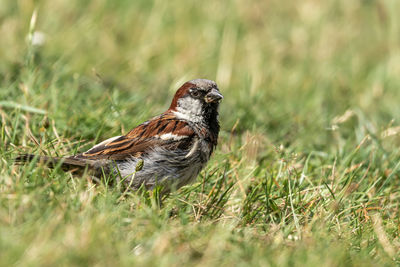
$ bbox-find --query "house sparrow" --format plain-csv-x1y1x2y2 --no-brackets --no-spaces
16,79,223,192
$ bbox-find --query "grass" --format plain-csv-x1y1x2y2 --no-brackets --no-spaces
1,0,400,266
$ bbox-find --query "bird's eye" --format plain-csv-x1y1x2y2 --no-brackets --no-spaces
191,90,200,98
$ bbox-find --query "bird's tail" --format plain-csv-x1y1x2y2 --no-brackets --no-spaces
14,153,96,173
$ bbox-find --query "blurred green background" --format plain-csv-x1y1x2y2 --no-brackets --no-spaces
1,0,400,266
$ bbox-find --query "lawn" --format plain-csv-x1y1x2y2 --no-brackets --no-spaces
1,0,400,266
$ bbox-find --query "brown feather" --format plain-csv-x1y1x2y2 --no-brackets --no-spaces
168,82,193,110
75,113,196,160
14,153,102,173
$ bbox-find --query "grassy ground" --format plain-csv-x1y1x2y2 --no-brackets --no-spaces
1,0,400,266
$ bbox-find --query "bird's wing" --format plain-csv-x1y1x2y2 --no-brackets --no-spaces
73,113,196,161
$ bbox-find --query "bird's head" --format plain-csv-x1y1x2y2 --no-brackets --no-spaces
169,79,223,123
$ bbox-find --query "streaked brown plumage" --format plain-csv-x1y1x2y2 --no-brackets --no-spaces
16,79,223,192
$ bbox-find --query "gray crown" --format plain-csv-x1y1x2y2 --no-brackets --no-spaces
189,79,218,89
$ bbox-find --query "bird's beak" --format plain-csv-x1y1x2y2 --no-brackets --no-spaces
205,88,223,103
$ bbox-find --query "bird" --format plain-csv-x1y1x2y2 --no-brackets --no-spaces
15,79,223,192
